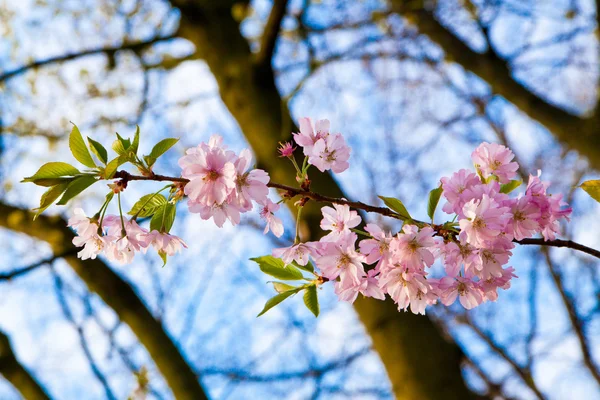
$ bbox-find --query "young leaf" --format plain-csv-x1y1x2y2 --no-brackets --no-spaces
104,157,123,179
272,282,296,293
69,125,96,168
87,137,108,164
158,251,168,267
580,180,600,203
22,162,80,185
257,290,299,317
427,186,443,222
130,125,140,155
112,133,131,156
500,180,522,194
150,203,176,232
303,285,320,317
378,195,411,219
149,138,179,160
33,183,70,219
250,256,304,281
128,194,168,217
56,175,98,205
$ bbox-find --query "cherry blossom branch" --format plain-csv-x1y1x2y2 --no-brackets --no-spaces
112,170,600,260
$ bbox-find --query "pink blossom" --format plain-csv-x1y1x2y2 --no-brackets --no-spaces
314,233,365,284
335,269,385,303
293,117,330,155
358,223,393,270
233,149,270,211
459,195,509,248
438,276,484,310
506,196,541,240
437,240,478,277
478,266,517,301
471,142,519,183
68,208,108,260
320,204,361,242
278,142,296,158
379,268,435,314
472,238,513,279
102,216,151,264
390,225,436,269
272,243,313,266
259,199,284,238
441,169,481,215
308,133,351,173
188,199,241,228
147,231,188,256
179,135,236,206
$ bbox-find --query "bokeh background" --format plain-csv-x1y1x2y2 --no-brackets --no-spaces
1,0,599,399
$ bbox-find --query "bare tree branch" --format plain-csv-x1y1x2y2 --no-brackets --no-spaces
255,0,289,69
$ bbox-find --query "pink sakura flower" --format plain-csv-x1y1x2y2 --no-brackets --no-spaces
188,199,241,228
335,269,385,304
471,142,519,184
233,149,270,211
379,268,436,314
390,225,436,270
179,134,236,206
437,240,478,277
147,231,188,256
506,196,541,240
441,169,481,215
293,117,330,155
472,238,513,279
459,195,509,248
358,223,393,271
278,142,296,158
319,204,361,242
259,199,284,238
308,133,351,173
438,276,484,310
525,173,572,240
314,233,365,285
68,208,108,260
272,242,314,266
478,266,517,301
102,216,151,264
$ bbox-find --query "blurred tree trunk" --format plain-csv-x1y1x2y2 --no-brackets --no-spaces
0,204,208,400
0,329,52,400
172,2,474,398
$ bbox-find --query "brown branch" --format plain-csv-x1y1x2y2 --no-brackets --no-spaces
0,35,176,83
255,0,289,69
0,330,52,400
112,170,600,260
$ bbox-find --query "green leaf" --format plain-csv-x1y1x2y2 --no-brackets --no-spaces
33,183,70,219
303,285,320,317
378,195,411,219
257,290,299,317
22,162,80,185
69,125,96,168
128,194,168,217
293,260,314,273
87,137,108,164
150,203,176,233
57,175,98,205
149,138,179,160
158,251,168,267
104,157,123,179
130,125,140,155
272,282,297,293
427,186,443,222
500,180,522,194
112,133,131,156
250,256,304,281
580,180,600,203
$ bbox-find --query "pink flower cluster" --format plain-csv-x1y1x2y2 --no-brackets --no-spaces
179,135,284,235
272,143,572,313
293,118,351,173
68,208,187,264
